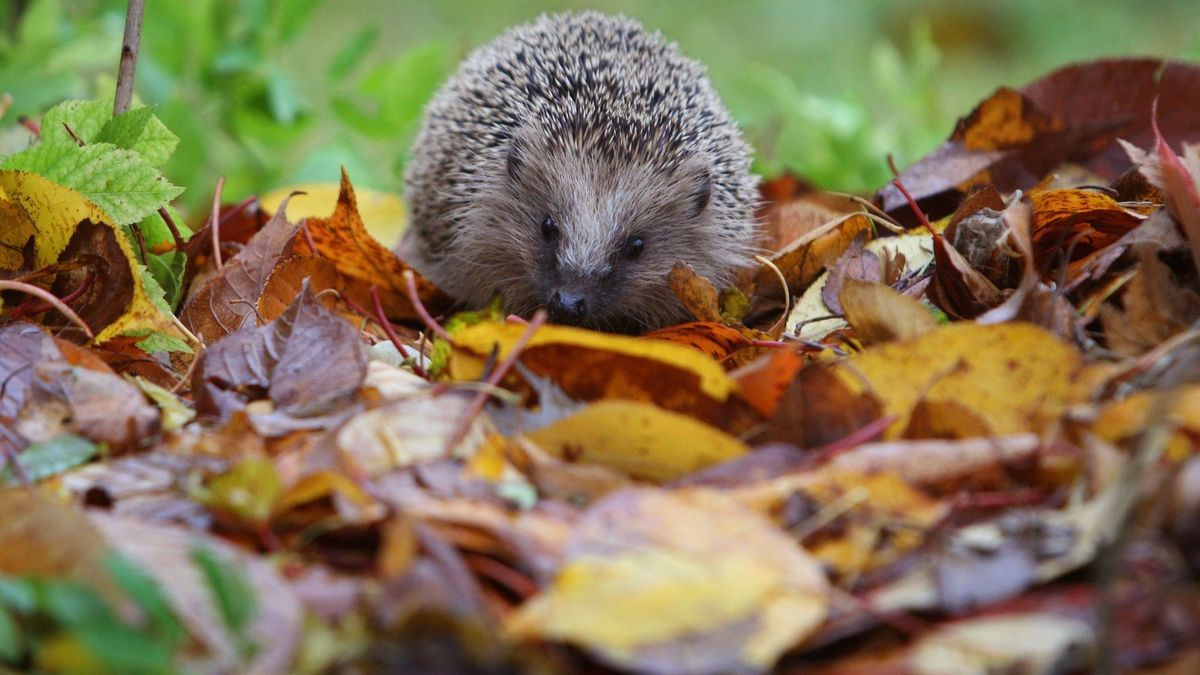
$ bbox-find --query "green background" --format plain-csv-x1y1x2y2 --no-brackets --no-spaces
3,0,1198,219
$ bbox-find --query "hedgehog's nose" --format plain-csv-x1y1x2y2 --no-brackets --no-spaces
548,290,587,324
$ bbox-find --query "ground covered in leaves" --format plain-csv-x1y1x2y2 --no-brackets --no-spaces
3,57,1200,673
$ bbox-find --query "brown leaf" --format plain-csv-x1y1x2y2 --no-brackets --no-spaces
878,58,1200,221
294,169,451,319
181,196,300,344
257,254,344,323
755,213,873,301
927,231,1004,319
1100,248,1200,355
821,235,880,315
0,489,111,593
642,321,753,364
839,278,938,345
192,279,368,425
47,220,134,338
667,262,721,322
756,363,884,448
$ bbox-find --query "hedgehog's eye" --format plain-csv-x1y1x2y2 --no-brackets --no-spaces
624,235,645,260
540,216,558,241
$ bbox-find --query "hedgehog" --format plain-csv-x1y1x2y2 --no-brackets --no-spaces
400,11,759,332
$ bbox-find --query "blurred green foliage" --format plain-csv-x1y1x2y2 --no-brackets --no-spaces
1,0,1198,219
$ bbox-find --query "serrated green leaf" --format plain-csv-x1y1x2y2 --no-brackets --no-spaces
3,434,98,485
95,107,151,148
137,263,173,315
127,330,192,355
98,108,179,168
1,142,184,225
146,252,186,310
40,99,109,146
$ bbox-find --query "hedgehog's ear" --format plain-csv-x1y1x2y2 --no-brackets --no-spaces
686,166,712,219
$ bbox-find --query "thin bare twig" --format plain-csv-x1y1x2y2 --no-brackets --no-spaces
403,269,452,342
113,0,145,116
157,206,186,253
445,310,547,453
0,280,94,339
209,177,226,270
370,285,426,378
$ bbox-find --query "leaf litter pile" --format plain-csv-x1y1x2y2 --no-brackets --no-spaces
4,57,1200,673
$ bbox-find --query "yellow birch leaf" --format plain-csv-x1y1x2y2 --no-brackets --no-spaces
836,322,1087,438
450,321,736,403
526,400,749,482
507,489,828,672
0,171,180,343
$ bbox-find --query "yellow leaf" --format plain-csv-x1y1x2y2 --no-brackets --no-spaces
836,322,1087,438
798,471,948,577
1093,385,1200,462
275,470,377,515
450,321,736,403
507,489,828,672
0,171,180,343
526,400,749,482
195,457,281,524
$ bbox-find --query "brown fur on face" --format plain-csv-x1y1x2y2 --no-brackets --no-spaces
401,12,759,332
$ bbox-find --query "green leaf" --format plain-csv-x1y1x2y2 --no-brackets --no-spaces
1,142,184,225
40,99,109,146
191,545,258,660
145,252,186,311
74,621,176,675
103,554,184,648
127,329,192,355
38,581,115,628
0,578,37,615
96,107,181,168
0,608,24,664
3,434,98,485
137,263,174,316
95,107,152,148
133,377,195,430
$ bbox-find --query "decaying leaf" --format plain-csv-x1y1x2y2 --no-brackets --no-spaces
526,400,749,482
836,322,1090,437
508,489,830,674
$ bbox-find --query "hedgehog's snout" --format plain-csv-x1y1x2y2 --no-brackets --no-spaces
547,289,588,325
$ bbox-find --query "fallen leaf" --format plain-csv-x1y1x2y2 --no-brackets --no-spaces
192,279,368,424
508,488,830,674
291,169,450,319
835,322,1087,437
839,278,938,345
181,195,300,344
525,400,749,482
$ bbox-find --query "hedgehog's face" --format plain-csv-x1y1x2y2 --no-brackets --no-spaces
481,131,726,332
